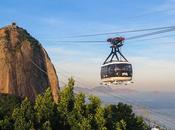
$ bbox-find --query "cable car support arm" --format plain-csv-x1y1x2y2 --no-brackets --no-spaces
103,37,128,64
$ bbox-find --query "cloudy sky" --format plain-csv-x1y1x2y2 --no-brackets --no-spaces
0,0,175,91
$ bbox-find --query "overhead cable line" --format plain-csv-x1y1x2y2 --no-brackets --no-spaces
43,33,175,42
57,68,95,87
30,59,48,75
126,27,175,40
128,34,175,43
49,40,106,43
50,27,175,44
30,58,67,86
64,25,175,38
29,55,86,87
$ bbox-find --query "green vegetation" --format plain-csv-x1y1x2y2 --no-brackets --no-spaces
0,78,150,130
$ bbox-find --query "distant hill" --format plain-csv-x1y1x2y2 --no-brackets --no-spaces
74,86,137,95
74,86,175,129
74,86,175,108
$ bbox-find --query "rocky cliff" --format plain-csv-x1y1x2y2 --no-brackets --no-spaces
0,23,59,102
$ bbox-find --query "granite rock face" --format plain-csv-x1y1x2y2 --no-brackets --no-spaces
0,23,59,102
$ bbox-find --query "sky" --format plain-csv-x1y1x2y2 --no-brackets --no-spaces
0,0,175,91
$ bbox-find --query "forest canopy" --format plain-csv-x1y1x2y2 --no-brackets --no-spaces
0,78,149,130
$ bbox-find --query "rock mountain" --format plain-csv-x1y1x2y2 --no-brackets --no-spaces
0,23,59,102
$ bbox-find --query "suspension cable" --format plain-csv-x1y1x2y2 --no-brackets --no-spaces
63,25,175,38
47,27,175,44
126,27,175,40
29,58,68,86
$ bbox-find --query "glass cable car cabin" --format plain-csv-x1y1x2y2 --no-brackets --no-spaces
101,37,133,84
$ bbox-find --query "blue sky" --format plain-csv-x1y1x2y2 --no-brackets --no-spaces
0,0,175,91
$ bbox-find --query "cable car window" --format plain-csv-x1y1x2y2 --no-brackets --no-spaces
115,64,132,71
122,72,128,76
101,63,132,79
108,64,115,77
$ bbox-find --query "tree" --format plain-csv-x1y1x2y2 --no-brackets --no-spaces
85,95,102,129
87,95,101,115
116,119,126,130
116,102,133,121
12,98,35,130
68,92,96,130
58,78,75,113
0,117,14,130
34,88,58,129
116,103,148,130
104,105,118,130
42,121,52,130
0,94,21,130
95,107,107,130
78,117,92,130
74,93,86,115
67,93,86,129
131,116,149,130
57,78,75,130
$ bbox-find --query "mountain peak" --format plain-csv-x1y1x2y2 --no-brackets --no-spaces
0,24,59,102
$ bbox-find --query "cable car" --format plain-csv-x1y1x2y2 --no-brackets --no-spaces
101,37,133,84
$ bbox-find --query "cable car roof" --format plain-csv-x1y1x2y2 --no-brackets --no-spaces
101,61,131,67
